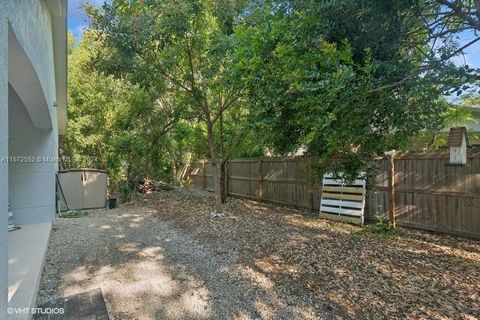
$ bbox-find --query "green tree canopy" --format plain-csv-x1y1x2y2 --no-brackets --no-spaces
85,0,256,203
233,0,472,177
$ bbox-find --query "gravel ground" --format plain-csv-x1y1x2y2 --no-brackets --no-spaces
37,188,480,319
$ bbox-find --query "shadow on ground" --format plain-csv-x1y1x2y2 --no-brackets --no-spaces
36,188,480,320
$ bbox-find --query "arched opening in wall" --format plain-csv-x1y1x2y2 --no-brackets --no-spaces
7,23,52,131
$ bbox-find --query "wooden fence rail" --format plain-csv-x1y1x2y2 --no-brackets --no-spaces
187,149,480,239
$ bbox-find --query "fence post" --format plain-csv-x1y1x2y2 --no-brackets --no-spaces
202,160,206,190
305,158,320,212
259,159,263,200
310,183,315,212
307,158,315,212
388,153,396,228
224,160,229,196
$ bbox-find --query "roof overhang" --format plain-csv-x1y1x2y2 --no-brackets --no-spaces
46,0,67,135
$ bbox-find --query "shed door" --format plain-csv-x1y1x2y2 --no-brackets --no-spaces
58,171,84,210
83,171,107,209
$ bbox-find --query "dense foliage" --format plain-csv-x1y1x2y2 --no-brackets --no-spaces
233,0,477,177
63,31,200,198
63,0,480,202
85,0,266,203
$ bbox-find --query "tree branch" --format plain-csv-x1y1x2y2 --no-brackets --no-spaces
211,89,243,125
434,0,480,30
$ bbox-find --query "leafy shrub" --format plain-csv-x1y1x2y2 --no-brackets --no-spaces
117,181,135,203
363,217,402,239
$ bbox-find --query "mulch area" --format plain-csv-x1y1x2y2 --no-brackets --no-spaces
130,187,480,320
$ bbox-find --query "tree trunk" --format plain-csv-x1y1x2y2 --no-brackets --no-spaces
206,124,226,206
220,160,228,201
202,91,229,206
171,160,177,185
210,158,228,206
211,162,226,205
426,132,437,150
146,156,153,180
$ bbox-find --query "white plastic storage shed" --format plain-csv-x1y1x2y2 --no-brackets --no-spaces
58,169,108,210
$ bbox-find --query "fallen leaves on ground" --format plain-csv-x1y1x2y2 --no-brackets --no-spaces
127,187,480,320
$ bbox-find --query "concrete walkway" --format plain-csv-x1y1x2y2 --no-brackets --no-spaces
9,223,51,320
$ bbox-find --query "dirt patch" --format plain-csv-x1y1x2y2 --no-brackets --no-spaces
37,188,480,319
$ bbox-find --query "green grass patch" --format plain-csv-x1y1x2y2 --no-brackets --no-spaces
361,218,405,239
59,210,89,218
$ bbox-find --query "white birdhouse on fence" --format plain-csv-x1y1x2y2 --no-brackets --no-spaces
448,127,469,165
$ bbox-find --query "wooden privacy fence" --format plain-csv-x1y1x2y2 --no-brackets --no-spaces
187,148,480,239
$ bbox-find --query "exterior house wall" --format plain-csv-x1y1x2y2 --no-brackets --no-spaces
0,6,9,319
461,119,480,131
4,0,59,223
8,85,57,225
0,0,63,317
7,0,57,114
460,122,480,133
450,108,480,132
